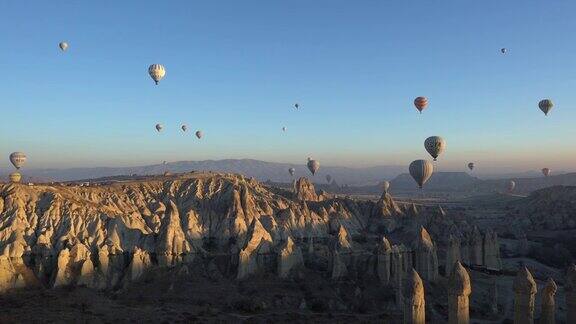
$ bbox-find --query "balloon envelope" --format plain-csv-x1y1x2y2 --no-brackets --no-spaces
9,152,27,170
148,64,166,85
155,124,163,132
424,136,446,161
542,168,551,177
409,159,434,189
195,130,203,139
467,162,475,171
59,42,68,51
288,168,295,176
538,99,554,116
382,181,390,193
501,48,507,54
413,97,428,113
282,127,287,132
508,180,516,192
294,103,299,109
9,172,21,183
307,159,320,175
181,125,187,132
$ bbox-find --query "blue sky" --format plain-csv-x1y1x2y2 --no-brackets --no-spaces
1,1,575,173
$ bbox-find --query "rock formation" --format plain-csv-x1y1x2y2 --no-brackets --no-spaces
237,218,273,279
277,236,303,278
376,236,392,285
446,234,461,276
482,228,501,270
294,177,320,201
469,226,483,266
566,264,576,323
412,227,438,281
540,278,557,324
513,267,537,324
448,262,471,324
403,269,425,324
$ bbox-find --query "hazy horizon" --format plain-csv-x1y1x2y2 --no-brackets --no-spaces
2,1,575,173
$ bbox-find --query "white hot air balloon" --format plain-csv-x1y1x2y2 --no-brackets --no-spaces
148,64,166,85
155,124,163,132
409,159,434,189
382,181,390,193
181,124,187,132
195,130,203,139
59,42,69,52
307,159,320,175
508,180,516,193
9,152,27,170
288,168,295,176
424,136,446,161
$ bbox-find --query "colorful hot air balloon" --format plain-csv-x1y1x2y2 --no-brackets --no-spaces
195,130,203,139
424,136,446,161
542,168,551,177
9,152,27,170
148,64,166,85
181,124,187,132
538,99,554,116
326,175,332,183
307,159,320,175
467,162,475,171
382,181,390,193
289,168,295,176
155,124,163,132
409,159,434,189
508,180,516,193
413,97,428,113
59,42,69,51
9,172,21,183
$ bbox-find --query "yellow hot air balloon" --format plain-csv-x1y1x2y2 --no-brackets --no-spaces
9,172,21,183
148,64,166,85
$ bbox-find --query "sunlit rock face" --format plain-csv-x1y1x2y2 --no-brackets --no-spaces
0,172,455,292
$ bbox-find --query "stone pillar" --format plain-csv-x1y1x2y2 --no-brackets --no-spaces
539,278,557,324
377,236,392,285
448,262,471,324
513,267,537,324
403,269,425,324
483,227,502,271
412,226,439,281
446,234,461,276
391,245,404,306
470,226,483,266
566,264,576,323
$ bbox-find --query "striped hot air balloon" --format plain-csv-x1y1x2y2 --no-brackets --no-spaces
538,99,554,116
409,159,434,189
148,64,166,85
413,97,428,113
9,152,27,170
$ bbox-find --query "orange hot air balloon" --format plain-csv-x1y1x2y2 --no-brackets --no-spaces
414,97,428,113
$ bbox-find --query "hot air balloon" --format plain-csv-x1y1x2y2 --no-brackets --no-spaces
59,42,68,51
307,159,320,175
195,130,203,139
148,64,166,85
9,152,27,170
289,168,295,176
382,181,390,193
326,175,332,183
163,161,167,165
500,48,507,54
282,126,287,132
181,125,187,132
538,99,554,116
413,97,428,113
424,136,446,161
508,180,516,193
9,172,21,183
542,168,551,177
467,162,475,171
294,103,299,110
409,159,434,189
155,124,163,132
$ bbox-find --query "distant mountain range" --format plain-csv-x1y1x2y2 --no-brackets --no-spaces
6,159,405,186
